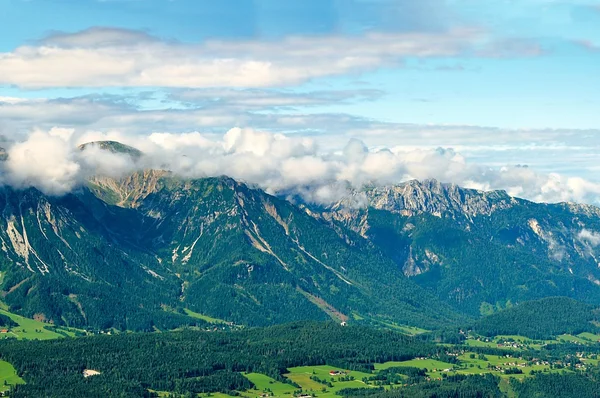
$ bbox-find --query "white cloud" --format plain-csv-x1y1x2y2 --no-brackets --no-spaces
578,229,600,247
3,128,600,208
169,88,384,108
0,27,541,89
3,95,600,201
1,129,139,195
3,129,81,195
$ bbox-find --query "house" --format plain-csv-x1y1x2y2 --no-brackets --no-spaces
329,370,343,376
0,329,8,334
340,321,348,326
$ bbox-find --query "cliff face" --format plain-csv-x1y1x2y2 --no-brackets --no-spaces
331,179,517,218
317,179,600,316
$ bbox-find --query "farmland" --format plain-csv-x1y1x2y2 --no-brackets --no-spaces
0,306,86,391
2,321,600,397
0,308,83,341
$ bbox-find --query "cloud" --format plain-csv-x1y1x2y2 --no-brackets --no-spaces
0,95,132,130
3,129,81,195
3,95,600,198
169,88,385,109
3,128,600,209
1,128,138,195
476,38,545,58
578,229,600,247
0,27,542,89
574,39,600,52
0,91,387,135
41,27,158,47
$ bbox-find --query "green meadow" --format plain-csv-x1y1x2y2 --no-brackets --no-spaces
0,360,24,393
183,308,232,325
0,308,81,341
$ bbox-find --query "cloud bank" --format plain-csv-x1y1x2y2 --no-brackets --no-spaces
2,128,600,208
0,27,542,89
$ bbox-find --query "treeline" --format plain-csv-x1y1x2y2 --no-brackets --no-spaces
0,322,438,397
0,313,17,328
470,297,600,339
341,374,503,398
512,370,600,398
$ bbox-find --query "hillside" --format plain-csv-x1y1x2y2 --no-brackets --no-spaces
470,297,600,339
86,171,464,328
321,180,600,316
0,185,209,331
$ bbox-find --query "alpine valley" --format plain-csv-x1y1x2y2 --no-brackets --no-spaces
1,141,600,333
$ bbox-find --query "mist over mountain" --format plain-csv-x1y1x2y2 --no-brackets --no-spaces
2,130,600,208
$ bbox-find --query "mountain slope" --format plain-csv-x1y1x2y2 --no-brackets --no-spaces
87,172,465,328
0,143,467,330
471,297,600,339
322,180,600,316
0,185,202,331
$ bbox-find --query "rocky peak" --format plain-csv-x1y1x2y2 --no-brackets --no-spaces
78,140,143,159
86,170,170,208
334,179,517,217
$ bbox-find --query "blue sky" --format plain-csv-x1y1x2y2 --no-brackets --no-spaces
1,0,598,128
1,0,600,203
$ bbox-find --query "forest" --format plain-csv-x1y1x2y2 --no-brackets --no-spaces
470,297,600,339
0,322,439,397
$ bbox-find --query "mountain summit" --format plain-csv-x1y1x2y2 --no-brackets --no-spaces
78,140,143,158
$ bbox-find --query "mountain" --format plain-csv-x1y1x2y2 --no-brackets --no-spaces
3,140,600,332
85,171,463,328
320,180,600,316
331,179,516,218
0,143,464,330
78,140,143,158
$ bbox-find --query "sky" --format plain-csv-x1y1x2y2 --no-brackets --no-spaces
0,0,600,205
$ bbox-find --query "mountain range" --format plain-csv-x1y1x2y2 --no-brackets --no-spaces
1,141,600,331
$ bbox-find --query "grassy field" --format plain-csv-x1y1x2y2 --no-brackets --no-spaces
183,308,232,325
243,373,297,396
465,335,554,350
375,359,455,372
0,309,83,340
0,360,25,392
577,332,600,342
466,332,600,350
394,325,429,336
283,365,374,398
375,320,429,335
0,306,87,391
557,334,589,344
374,352,570,381
199,366,377,398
